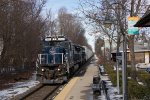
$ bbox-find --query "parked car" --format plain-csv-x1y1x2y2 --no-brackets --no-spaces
146,68,150,73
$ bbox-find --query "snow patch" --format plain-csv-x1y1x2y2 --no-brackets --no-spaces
0,80,39,100
100,65,123,100
138,81,144,85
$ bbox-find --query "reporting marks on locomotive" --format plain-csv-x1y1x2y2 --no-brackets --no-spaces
45,37,66,41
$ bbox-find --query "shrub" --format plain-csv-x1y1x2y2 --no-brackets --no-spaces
103,61,150,99
137,71,150,87
109,73,117,86
128,79,150,100
127,67,132,77
104,62,122,87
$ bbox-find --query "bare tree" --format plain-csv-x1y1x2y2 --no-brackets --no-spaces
95,37,104,56
43,10,58,37
57,7,89,47
79,0,119,60
79,0,149,80
0,0,47,67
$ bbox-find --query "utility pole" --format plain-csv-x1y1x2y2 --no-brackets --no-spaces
122,0,134,100
116,58,120,94
104,39,106,64
103,2,128,98
120,1,128,99
122,33,127,100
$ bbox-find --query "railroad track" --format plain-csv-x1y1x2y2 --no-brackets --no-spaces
19,84,60,100
15,57,94,100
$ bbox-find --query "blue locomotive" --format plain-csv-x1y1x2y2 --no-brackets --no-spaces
36,35,88,84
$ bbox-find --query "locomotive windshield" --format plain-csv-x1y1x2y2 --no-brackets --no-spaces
59,41,70,49
49,41,61,46
43,41,62,47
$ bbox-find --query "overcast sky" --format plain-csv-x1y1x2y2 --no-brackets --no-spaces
45,0,95,50
45,0,79,12
44,0,150,51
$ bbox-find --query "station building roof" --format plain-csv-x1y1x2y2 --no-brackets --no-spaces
134,7,150,27
111,43,150,53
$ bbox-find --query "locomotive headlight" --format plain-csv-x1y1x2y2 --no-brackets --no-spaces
57,68,61,71
42,68,45,72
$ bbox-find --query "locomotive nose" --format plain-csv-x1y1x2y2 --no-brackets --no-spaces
49,47,55,54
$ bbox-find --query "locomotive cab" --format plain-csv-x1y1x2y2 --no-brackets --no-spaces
36,36,70,84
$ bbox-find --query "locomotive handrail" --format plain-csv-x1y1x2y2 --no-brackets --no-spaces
38,53,64,65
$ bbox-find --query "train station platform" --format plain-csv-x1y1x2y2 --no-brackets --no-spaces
54,56,106,100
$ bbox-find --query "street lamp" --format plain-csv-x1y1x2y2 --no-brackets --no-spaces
117,3,128,100
113,3,128,100
105,21,120,94
103,3,128,100
103,18,120,95
103,15,113,29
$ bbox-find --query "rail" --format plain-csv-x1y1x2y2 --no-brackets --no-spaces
17,84,60,100
38,53,64,65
